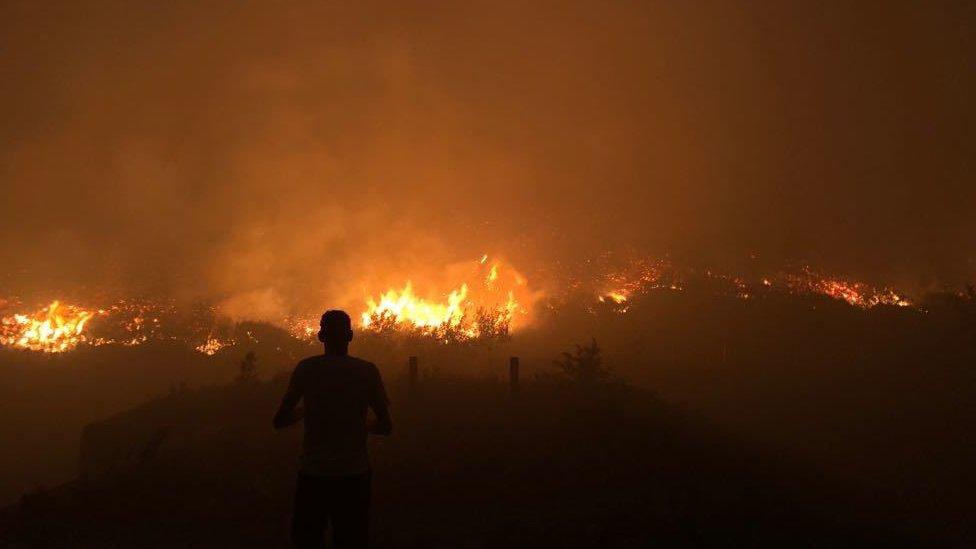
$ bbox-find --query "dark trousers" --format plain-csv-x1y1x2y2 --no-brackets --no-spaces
292,471,372,549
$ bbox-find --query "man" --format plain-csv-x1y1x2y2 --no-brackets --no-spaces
274,310,392,549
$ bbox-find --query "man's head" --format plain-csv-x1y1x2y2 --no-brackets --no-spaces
318,310,353,348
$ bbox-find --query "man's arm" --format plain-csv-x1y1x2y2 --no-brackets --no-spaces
369,400,392,436
367,365,393,436
273,364,304,430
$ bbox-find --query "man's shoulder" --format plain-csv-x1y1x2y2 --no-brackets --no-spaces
295,354,325,369
296,354,376,371
346,355,378,371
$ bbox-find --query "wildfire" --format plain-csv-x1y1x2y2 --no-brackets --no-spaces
195,337,233,356
782,268,911,309
0,258,535,353
0,301,95,353
361,256,529,340
362,283,470,331
588,258,911,311
593,257,681,308
0,256,921,354
284,316,319,340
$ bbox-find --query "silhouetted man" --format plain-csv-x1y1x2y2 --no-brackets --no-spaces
274,310,392,549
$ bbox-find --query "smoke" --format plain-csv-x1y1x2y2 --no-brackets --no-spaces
1,1,974,312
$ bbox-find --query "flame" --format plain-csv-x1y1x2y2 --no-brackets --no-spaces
589,259,911,310
195,337,232,356
598,291,628,304
360,256,531,340
362,282,470,330
284,316,319,340
0,301,95,353
487,264,499,284
782,267,911,309
0,259,533,352
0,256,919,354
594,258,680,305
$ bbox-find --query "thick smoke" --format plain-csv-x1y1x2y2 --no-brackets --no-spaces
1,1,973,314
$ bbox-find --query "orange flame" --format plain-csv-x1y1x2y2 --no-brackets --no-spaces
598,291,628,304
195,336,233,356
0,301,95,353
362,282,471,331
360,256,530,340
783,268,911,309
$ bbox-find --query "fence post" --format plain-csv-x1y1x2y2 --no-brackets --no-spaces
509,356,520,393
408,356,418,390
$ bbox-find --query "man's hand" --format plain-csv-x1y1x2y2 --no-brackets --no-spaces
273,404,304,430
274,364,305,430
367,407,393,436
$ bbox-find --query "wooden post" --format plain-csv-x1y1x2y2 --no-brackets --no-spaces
509,356,520,392
408,356,418,390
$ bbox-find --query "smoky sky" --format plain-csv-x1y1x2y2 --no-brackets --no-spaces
1,1,973,309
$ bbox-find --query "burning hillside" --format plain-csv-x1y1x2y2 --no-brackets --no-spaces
0,298,224,354
0,255,539,352
0,254,928,355
588,258,912,312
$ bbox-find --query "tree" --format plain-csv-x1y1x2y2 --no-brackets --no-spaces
237,351,257,383
553,338,609,386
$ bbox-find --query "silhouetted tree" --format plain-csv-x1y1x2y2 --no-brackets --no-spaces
238,351,257,383
553,338,609,386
